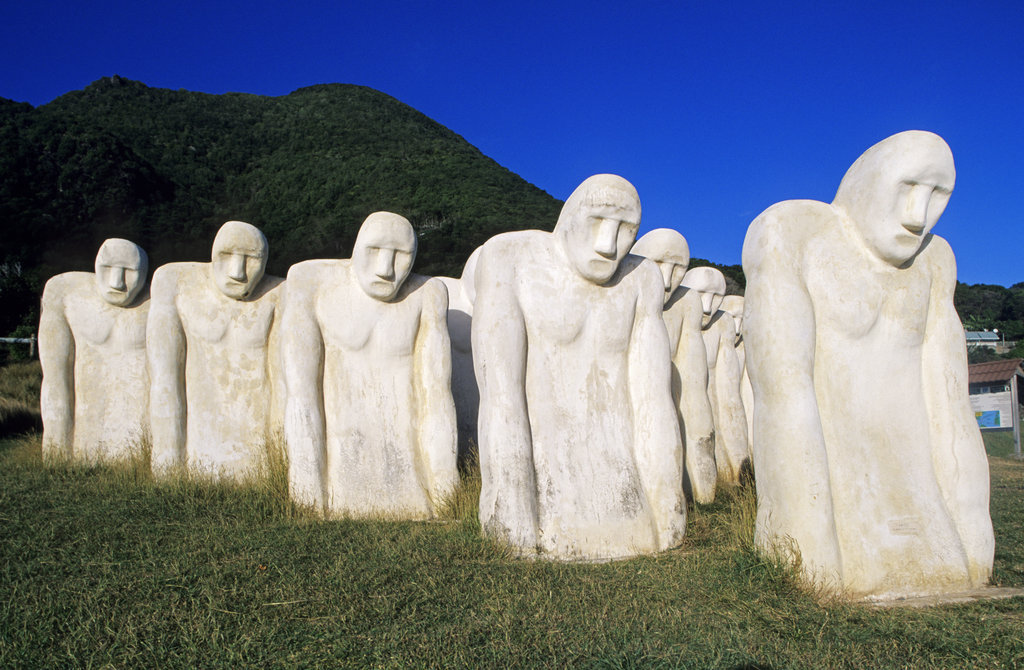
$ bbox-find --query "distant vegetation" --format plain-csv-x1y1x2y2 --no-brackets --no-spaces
955,282,1024,361
0,76,1018,346
1,76,567,338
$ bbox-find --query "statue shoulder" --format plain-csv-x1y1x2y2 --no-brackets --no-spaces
473,232,537,289
151,262,204,285
918,233,955,267
395,272,434,296
249,273,285,301
626,254,665,294
285,259,345,285
916,233,957,289
707,310,735,337
666,285,702,314
743,199,835,272
478,230,548,267
260,273,285,290
150,262,205,302
436,275,461,296
406,275,449,312
42,272,92,305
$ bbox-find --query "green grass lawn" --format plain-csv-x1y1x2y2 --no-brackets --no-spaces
0,361,41,437
2,360,1023,668
984,426,1023,459
0,435,1022,669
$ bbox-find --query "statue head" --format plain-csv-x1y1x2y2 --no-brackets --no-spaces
630,228,691,306
554,174,641,285
720,295,745,336
352,212,417,302
833,130,955,267
94,238,148,307
681,266,726,328
211,221,268,300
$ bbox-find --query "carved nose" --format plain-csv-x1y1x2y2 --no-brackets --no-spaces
228,254,248,282
375,248,396,280
109,267,127,291
659,264,674,292
594,219,619,258
905,185,930,230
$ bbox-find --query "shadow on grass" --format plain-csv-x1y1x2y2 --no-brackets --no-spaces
0,398,42,439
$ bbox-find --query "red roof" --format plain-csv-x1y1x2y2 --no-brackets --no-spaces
968,358,1024,385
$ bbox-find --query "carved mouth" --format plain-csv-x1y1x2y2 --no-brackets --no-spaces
902,222,925,235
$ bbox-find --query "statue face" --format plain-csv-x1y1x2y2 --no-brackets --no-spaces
681,266,726,328
720,296,744,336
700,291,725,328
655,261,687,306
630,228,690,306
94,239,147,307
835,131,955,267
856,162,954,266
729,310,742,334
352,213,417,302
211,221,268,300
558,196,641,285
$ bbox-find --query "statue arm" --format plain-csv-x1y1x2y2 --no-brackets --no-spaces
146,268,187,474
713,315,750,480
741,207,841,583
266,281,288,438
920,237,993,583
673,293,717,503
281,267,327,511
471,243,538,550
630,266,686,551
38,280,74,459
414,279,459,513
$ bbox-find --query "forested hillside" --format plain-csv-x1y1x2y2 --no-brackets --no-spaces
0,76,1018,348
955,282,1024,359
0,76,565,335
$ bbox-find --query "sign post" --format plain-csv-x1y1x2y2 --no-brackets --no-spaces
1013,374,1022,459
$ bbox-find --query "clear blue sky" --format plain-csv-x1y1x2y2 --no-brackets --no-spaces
2,0,1022,285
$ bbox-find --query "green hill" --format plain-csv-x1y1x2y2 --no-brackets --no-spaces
2,76,565,277
1,76,1016,348
0,76,568,336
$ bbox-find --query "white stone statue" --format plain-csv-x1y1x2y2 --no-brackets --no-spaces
473,174,685,561
283,212,458,519
719,295,753,457
437,247,482,465
39,239,150,461
631,229,717,504
681,267,750,485
148,221,285,479
742,130,994,599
